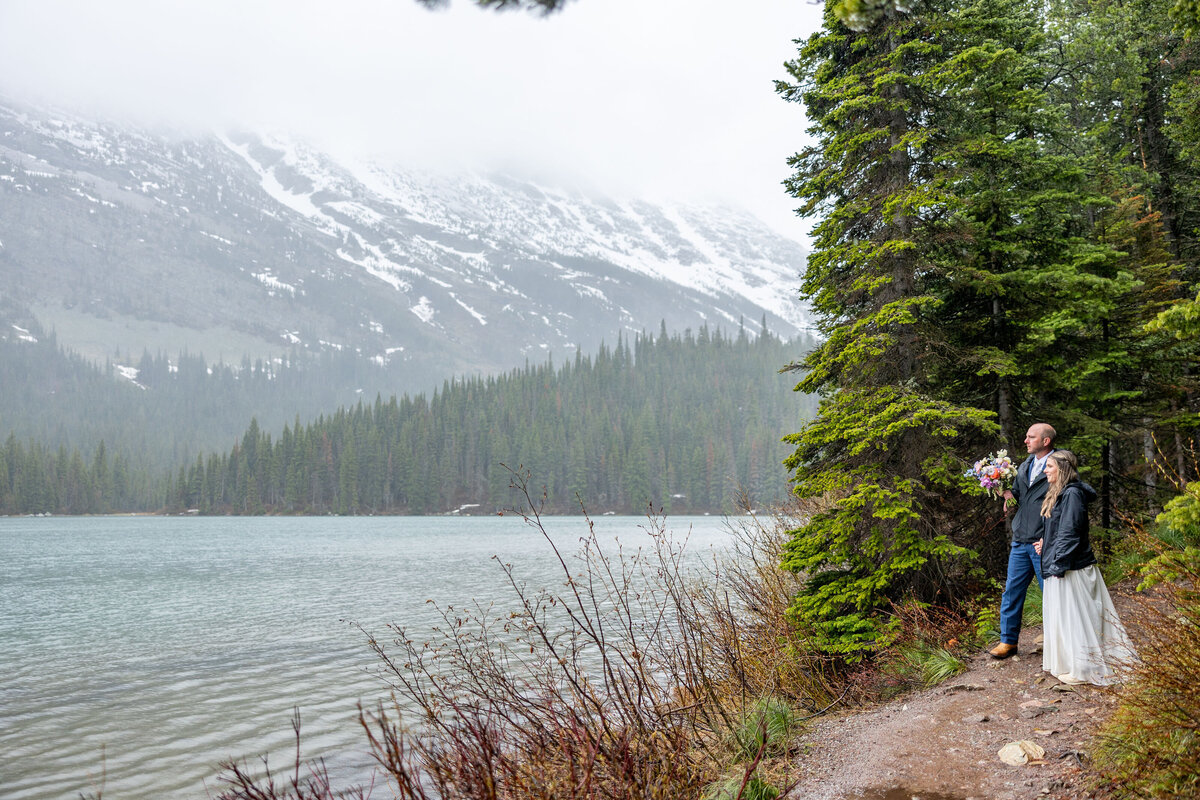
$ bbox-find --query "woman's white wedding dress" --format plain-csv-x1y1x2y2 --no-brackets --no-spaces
1043,565,1135,685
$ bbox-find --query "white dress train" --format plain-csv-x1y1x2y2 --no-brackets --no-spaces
1042,565,1135,685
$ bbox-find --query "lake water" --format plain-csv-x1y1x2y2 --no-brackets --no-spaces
0,515,734,799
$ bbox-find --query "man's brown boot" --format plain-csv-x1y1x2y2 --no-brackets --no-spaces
989,642,1018,659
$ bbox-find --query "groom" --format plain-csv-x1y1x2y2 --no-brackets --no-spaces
989,422,1057,659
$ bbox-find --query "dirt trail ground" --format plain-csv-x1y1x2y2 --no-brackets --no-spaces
788,605,1135,800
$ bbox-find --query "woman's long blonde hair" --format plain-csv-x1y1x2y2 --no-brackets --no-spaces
1040,450,1078,518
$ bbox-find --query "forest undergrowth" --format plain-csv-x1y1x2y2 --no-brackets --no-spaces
1089,458,1200,799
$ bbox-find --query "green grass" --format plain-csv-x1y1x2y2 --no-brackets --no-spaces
729,697,799,760
1022,581,1044,627
891,641,968,688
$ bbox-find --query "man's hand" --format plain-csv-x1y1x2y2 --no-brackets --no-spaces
1033,538,1043,555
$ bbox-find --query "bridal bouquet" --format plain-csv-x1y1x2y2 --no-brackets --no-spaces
964,450,1018,501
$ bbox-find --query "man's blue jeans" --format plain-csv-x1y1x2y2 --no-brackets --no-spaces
999,541,1043,645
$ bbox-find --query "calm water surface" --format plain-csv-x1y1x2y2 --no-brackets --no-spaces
0,515,732,799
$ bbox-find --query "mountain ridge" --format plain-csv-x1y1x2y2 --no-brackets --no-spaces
0,96,809,395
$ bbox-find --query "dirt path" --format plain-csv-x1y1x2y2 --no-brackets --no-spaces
788,621,1124,800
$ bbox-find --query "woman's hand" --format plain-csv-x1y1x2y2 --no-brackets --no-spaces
1003,489,1015,511
1033,538,1043,555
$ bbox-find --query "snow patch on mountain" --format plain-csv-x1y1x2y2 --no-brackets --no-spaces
252,271,299,296
327,200,384,227
11,325,37,343
200,231,233,246
414,235,489,269
219,134,324,221
113,364,146,389
411,297,435,324
450,293,487,326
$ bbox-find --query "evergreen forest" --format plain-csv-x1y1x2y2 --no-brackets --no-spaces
0,323,817,516
778,0,1200,656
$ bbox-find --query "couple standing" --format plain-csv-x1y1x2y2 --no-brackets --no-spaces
989,424,1134,685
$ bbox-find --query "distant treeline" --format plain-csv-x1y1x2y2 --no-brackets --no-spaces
0,318,396,476
0,323,817,515
0,438,145,515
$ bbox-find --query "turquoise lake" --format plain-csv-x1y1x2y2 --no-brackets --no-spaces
0,514,734,799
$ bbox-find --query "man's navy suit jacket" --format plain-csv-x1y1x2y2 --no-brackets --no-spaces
1010,453,1053,544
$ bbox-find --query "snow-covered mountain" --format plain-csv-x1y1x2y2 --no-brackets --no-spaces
0,98,808,390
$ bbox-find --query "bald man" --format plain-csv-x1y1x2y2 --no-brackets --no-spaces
990,423,1057,659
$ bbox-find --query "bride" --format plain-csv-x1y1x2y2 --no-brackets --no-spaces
1034,450,1135,685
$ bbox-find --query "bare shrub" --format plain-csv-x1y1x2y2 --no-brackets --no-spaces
216,472,833,799
679,491,839,715
216,711,371,800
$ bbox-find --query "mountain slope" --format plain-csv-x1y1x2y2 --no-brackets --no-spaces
0,98,809,393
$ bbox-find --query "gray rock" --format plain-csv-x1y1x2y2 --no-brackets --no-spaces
943,682,987,694
1019,706,1059,719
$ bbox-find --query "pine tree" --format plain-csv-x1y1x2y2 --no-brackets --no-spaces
775,0,1138,655
1046,0,1200,497
338,436,358,515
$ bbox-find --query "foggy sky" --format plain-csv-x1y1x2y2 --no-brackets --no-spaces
0,0,825,239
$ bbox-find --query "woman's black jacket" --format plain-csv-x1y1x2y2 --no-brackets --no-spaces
1041,480,1098,578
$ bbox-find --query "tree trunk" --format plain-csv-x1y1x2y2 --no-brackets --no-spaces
1101,439,1113,537
1144,422,1158,509
994,299,1013,438
1176,427,1187,488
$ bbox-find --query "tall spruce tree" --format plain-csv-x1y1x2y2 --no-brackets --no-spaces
778,0,1131,656
779,0,997,657
929,0,1171,536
